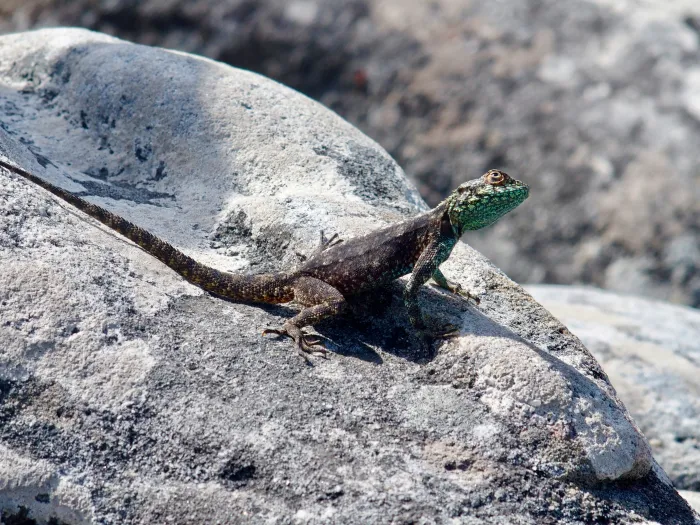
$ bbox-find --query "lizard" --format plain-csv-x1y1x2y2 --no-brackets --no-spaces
0,157,529,359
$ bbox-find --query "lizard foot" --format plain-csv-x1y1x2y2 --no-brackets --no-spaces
319,230,343,251
262,323,328,361
425,323,460,339
415,322,461,356
296,231,344,265
434,281,480,305
421,316,461,339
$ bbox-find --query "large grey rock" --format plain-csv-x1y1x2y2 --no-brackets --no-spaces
528,285,700,493
2,0,699,309
0,28,695,524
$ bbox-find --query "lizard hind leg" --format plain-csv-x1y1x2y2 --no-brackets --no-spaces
262,276,347,360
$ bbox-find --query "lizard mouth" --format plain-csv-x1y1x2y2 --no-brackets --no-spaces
479,182,529,219
515,183,529,200
495,180,529,201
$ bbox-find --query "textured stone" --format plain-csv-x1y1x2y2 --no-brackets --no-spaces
0,28,695,524
682,491,700,515
528,285,700,493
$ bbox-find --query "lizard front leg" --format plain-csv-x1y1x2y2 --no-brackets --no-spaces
262,276,346,361
432,268,480,305
404,239,459,340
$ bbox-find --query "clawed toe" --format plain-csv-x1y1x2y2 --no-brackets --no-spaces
415,321,461,355
299,334,327,354
320,230,343,250
433,326,460,339
452,287,480,305
459,290,480,305
325,234,343,248
262,325,328,359
433,280,481,305
426,323,460,339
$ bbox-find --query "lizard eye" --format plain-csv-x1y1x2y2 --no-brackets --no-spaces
486,170,505,185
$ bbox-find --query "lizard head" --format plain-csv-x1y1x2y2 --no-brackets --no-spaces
445,169,529,235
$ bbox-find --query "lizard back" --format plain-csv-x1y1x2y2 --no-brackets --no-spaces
298,210,442,296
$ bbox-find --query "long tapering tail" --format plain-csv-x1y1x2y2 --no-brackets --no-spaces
0,158,294,304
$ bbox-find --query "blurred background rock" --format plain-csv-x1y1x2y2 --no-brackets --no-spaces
1,0,699,308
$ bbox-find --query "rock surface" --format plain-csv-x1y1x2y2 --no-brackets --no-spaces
2,0,699,309
0,28,696,524
683,491,700,515
527,285,700,494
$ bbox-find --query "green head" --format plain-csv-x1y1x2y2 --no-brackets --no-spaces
445,169,528,235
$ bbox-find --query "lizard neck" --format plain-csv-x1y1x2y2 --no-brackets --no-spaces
433,201,463,239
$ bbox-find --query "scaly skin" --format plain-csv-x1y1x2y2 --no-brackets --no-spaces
1,158,528,359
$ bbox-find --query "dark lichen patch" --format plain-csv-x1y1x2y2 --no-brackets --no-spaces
32,152,55,169
47,46,90,86
1,98,22,117
250,223,294,272
210,209,294,272
34,494,50,504
2,505,83,525
39,86,60,104
0,377,23,424
314,140,407,207
83,166,112,180
153,160,167,181
134,138,152,162
219,459,256,486
2,506,36,525
74,176,174,205
13,136,58,169
211,210,252,247
48,57,70,85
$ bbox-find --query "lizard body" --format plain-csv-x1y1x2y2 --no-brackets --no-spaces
1,158,528,358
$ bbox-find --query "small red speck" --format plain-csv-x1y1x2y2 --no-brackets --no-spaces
353,69,368,92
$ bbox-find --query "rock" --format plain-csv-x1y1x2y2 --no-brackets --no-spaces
528,285,700,493
682,492,700,515
2,0,700,309
0,28,696,524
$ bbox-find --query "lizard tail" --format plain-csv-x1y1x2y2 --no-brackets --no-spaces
0,159,295,304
